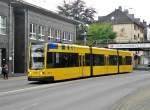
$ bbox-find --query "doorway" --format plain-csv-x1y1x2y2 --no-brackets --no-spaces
0,49,6,67
14,9,25,73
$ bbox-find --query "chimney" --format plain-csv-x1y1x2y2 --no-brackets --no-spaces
118,6,122,11
143,20,147,25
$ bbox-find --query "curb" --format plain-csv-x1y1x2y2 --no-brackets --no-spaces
0,73,27,79
134,68,150,71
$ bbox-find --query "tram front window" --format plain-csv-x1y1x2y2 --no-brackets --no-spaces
30,44,44,70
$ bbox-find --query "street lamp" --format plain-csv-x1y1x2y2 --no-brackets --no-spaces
83,24,89,45
78,23,89,45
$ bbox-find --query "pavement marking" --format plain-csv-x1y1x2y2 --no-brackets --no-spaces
0,80,81,97
0,71,150,97
0,83,60,96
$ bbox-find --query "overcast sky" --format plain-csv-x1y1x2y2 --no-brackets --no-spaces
25,0,150,24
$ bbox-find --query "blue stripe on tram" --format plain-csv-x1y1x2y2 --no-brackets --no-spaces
62,44,65,49
48,43,58,49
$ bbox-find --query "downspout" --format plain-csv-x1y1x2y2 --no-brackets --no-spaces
9,1,14,74
26,8,29,73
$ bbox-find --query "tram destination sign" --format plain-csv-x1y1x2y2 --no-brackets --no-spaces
108,43,150,49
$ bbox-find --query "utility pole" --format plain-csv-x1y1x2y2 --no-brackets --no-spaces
84,32,87,46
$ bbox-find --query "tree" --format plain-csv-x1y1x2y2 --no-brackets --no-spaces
71,0,85,21
57,0,96,24
57,0,72,17
87,23,117,44
82,8,96,24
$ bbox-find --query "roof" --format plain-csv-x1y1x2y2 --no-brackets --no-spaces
0,0,11,3
10,0,82,25
46,42,121,51
98,9,144,28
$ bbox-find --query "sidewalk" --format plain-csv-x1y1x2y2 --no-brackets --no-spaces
134,65,150,71
0,73,27,80
112,86,150,110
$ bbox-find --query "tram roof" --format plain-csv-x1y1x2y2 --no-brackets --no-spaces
47,43,121,51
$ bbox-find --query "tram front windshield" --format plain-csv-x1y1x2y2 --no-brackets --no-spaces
30,44,44,70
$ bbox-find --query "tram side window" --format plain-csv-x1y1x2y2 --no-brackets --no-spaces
93,54,105,66
125,56,132,65
47,52,55,68
85,54,91,66
118,56,123,65
109,55,118,65
47,52,79,68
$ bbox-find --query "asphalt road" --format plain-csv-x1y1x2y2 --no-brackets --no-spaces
0,71,150,110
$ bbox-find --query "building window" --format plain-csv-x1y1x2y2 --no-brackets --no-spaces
38,25,45,41
69,33,74,42
134,35,137,40
30,24,36,39
54,29,61,42
140,38,144,42
0,16,7,35
134,25,137,30
140,28,144,33
138,33,140,38
121,28,125,33
48,27,55,42
63,31,67,42
55,30,61,42
69,33,71,42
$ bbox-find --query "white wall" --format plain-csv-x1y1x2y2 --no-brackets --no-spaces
147,27,150,41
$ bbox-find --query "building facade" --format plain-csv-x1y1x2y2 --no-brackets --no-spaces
0,0,13,74
98,7,145,43
0,0,80,74
113,23,144,43
98,7,147,65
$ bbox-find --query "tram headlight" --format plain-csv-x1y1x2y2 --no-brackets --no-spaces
28,72,32,75
40,72,44,75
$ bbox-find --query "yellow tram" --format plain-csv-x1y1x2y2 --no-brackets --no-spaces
28,43,133,81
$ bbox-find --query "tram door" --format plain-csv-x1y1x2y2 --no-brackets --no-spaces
105,56,108,73
79,54,85,77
